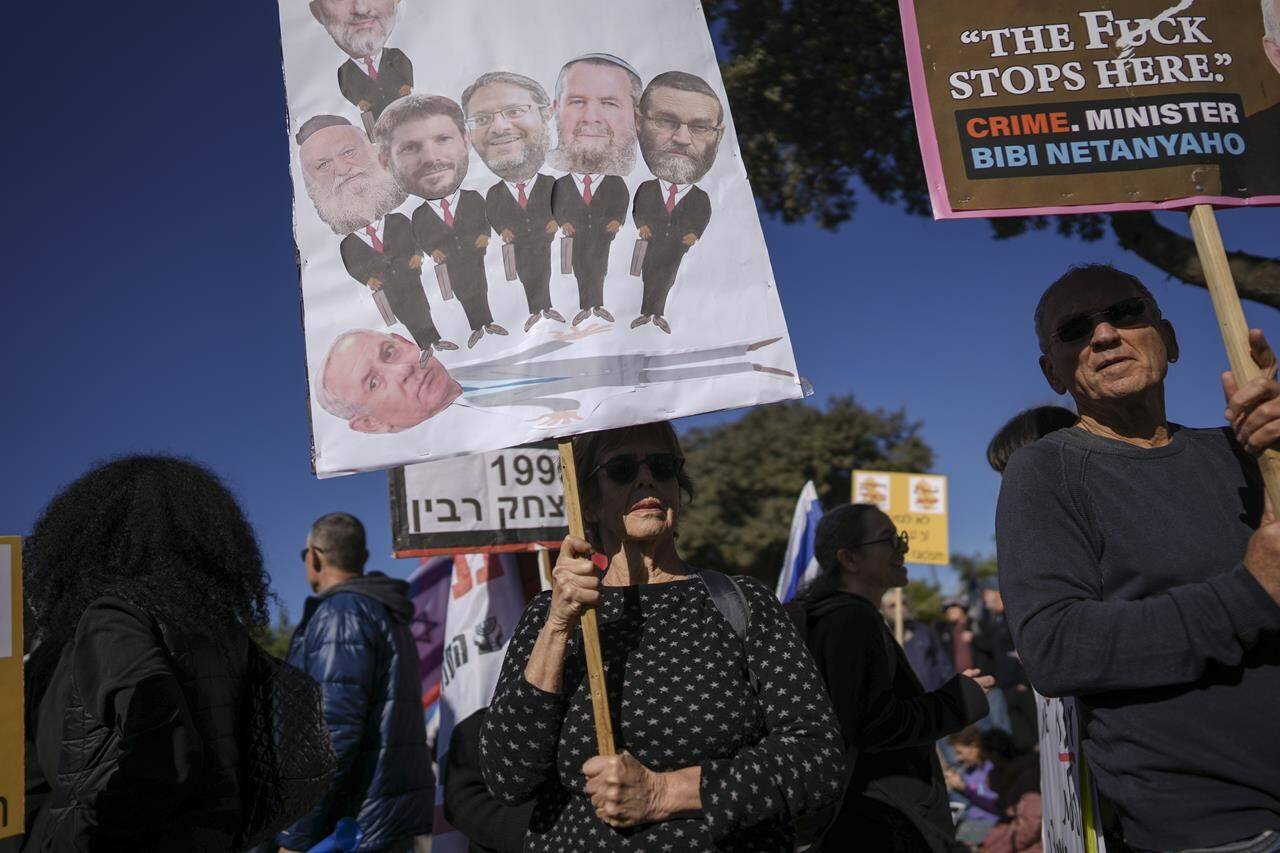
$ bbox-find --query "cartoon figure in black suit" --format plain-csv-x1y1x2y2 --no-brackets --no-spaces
339,213,458,352
310,0,413,132
377,95,506,350
549,54,643,326
463,72,565,333
632,72,725,334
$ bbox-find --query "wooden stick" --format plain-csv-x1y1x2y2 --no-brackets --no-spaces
1188,205,1280,509
537,548,553,590
557,439,616,757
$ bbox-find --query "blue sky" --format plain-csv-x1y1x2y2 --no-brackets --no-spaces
3,2,1278,617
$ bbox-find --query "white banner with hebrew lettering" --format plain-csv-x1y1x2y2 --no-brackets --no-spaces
1038,692,1107,852
390,443,566,555
277,0,803,477
431,553,526,851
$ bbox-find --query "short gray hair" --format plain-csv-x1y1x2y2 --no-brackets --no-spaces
554,53,642,109
1033,263,1160,353
461,71,550,113
1265,0,1280,41
374,94,466,162
315,330,371,421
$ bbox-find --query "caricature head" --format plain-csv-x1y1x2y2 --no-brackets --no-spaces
1264,0,1280,75
639,71,725,185
317,330,462,433
462,72,552,182
298,115,407,234
551,54,641,175
376,94,471,200
310,0,398,59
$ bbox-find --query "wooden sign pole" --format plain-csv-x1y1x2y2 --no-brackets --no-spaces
537,548,554,589
1187,205,1280,509
557,439,616,757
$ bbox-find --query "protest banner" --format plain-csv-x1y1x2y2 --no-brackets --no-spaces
390,442,567,556
0,537,22,842
428,554,526,852
898,0,1280,502
408,555,452,720
276,0,804,479
1037,692,1107,853
852,470,950,565
898,0,1280,218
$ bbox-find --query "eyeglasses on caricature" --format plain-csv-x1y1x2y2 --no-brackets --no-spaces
467,104,535,129
641,113,721,140
1053,297,1150,345
587,453,685,486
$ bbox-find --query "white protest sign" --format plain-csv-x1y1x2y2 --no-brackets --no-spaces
390,443,567,555
1037,692,1106,853
277,0,803,477
430,553,527,851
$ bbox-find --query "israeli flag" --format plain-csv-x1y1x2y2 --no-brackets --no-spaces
776,481,824,603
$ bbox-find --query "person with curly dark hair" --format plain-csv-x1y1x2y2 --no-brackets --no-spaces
21,455,274,851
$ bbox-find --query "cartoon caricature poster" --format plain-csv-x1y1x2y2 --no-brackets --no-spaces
277,0,804,477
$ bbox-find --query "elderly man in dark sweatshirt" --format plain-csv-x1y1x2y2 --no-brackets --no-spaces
997,264,1280,853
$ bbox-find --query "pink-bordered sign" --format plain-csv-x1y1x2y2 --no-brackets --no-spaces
897,0,1280,219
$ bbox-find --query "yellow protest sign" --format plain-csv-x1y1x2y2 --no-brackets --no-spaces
852,471,950,565
0,536,22,841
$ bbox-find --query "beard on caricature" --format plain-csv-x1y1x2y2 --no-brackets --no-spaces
481,127,549,182
306,166,407,235
550,120,636,176
645,141,718,184
324,5,396,59
403,152,468,200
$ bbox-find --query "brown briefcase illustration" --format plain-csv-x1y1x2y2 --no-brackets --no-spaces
435,262,454,300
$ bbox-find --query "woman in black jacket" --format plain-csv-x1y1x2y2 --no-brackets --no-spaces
21,455,273,852
796,504,993,853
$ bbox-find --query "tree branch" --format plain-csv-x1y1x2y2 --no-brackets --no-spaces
1107,212,1280,311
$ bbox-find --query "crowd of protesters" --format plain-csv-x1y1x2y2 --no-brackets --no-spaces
12,262,1280,851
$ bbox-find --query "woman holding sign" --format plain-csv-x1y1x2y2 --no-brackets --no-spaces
478,421,846,852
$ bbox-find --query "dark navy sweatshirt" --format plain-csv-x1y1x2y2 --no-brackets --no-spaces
996,425,1280,850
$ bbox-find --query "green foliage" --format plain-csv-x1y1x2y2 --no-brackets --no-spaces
678,396,934,585
254,608,297,659
951,552,999,586
699,0,1280,299
701,0,1112,243
705,0,928,228
902,579,944,625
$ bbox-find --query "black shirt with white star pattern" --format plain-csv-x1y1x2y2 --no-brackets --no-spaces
479,575,846,851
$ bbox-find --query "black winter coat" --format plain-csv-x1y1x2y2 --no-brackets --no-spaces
801,592,988,853
23,596,250,852
277,573,433,852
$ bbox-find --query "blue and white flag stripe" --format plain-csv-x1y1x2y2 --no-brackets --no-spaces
777,481,824,603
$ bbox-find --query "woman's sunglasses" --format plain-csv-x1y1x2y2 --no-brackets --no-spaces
587,453,684,485
1053,297,1149,345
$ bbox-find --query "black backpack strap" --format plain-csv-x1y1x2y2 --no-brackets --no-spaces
698,570,760,693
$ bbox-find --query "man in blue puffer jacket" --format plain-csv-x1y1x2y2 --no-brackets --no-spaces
278,512,434,853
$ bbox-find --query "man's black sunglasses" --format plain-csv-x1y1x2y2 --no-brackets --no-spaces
300,544,326,561
587,453,685,485
1054,297,1150,345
